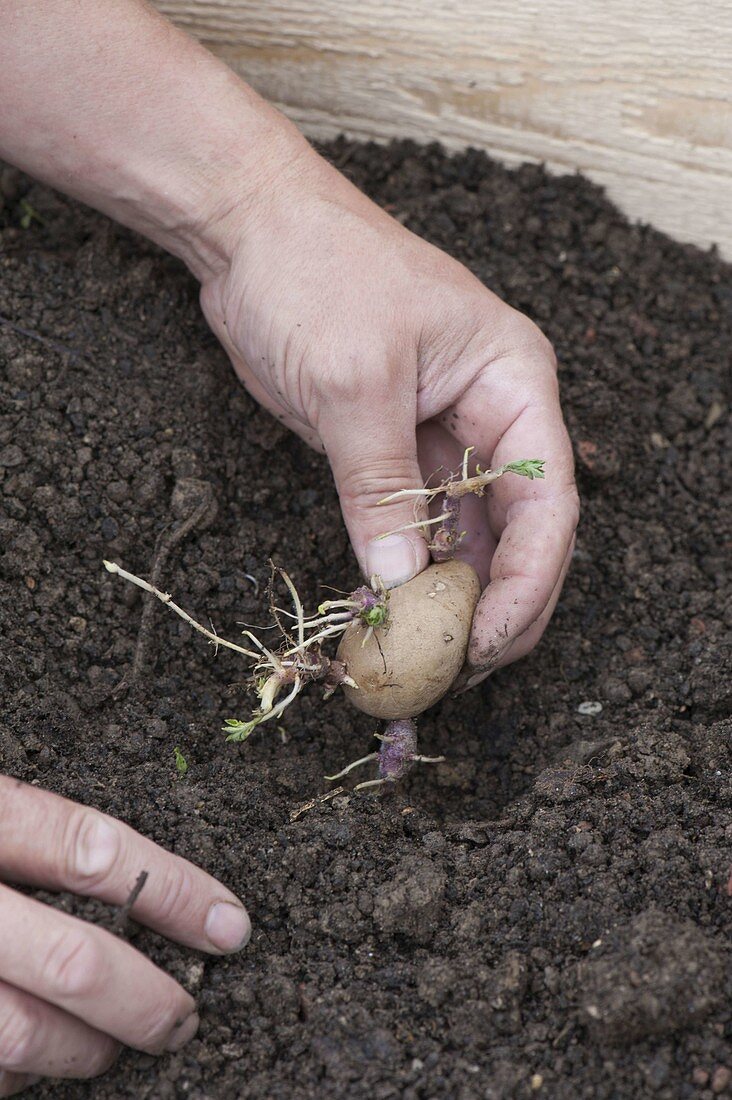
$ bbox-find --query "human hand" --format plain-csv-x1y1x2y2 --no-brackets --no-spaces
199,148,579,681
0,2,575,682
0,777,250,1095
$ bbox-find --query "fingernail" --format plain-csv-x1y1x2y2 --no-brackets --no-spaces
464,670,490,691
366,534,418,589
205,901,251,953
0,1072,42,1096
75,815,120,878
453,667,494,695
164,1011,199,1053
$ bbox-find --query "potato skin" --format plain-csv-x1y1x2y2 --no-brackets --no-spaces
337,560,481,720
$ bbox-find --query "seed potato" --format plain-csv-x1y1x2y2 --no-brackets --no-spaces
337,560,481,720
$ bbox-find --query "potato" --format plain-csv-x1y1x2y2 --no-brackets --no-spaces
337,560,481,720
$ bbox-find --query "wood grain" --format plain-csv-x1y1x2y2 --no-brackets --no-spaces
155,0,732,257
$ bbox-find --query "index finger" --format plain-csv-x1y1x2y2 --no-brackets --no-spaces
0,778,250,955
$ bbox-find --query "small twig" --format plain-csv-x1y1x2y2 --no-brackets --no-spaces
131,486,216,682
290,785,345,822
0,313,87,365
112,870,149,935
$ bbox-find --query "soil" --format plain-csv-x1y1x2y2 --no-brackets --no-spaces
0,138,731,1100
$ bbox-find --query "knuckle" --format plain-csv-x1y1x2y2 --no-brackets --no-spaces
317,354,400,410
0,1004,38,1070
337,460,418,513
44,928,104,1000
517,315,555,359
499,314,557,374
152,862,197,926
64,809,120,894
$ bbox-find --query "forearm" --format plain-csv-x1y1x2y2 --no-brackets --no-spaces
0,0,312,280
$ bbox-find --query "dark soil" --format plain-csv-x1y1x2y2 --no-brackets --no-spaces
1,138,731,1099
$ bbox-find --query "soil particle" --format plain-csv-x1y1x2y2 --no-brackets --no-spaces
0,138,730,1098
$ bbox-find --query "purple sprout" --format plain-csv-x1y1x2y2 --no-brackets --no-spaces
378,718,419,780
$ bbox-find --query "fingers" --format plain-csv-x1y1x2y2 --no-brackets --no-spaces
0,979,118,1080
318,368,430,588
0,1071,38,1098
0,884,197,1055
0,778,250,955
467,485,577,668
455,539,574,691
449,361,578,673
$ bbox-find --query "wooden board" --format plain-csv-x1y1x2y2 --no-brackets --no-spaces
156,0,732,258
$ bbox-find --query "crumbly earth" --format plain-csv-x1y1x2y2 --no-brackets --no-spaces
0,139,730,1100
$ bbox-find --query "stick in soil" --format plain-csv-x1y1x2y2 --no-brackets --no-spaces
131,481,217,684
112,869,149,936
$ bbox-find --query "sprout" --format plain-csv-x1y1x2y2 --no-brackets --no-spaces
377,449,545,555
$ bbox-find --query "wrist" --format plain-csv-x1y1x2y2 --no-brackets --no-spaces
180,116,320,284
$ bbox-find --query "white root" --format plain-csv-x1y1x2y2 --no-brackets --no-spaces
255,679,302,729
103,561,261,660
354,777,393,792
278,568,305,648
324,752,379,781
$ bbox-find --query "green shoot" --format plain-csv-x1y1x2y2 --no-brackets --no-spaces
173,746,189,776
223,718,257,743
502,459,546,480
19,199,46,230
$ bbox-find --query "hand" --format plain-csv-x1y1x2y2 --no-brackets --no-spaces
0,1,576,681
0,777,250,1095
199,148,579,681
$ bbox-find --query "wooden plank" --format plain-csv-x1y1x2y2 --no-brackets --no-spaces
155,0,732,258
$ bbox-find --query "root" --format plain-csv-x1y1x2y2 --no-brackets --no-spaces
104,561,261,660
224,678,303,742
104,554,385,751
324,751,379,781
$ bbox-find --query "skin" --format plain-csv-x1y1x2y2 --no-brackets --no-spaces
0,0,579,1088
0,778,250,1096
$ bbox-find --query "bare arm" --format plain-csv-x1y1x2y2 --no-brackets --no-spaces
0,0,308,280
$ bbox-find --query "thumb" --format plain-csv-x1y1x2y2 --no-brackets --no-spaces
319,405,430,589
